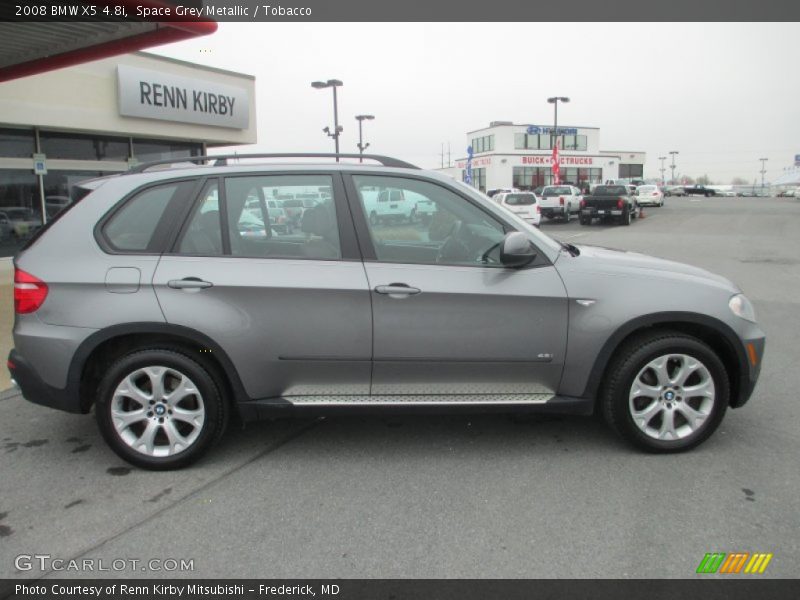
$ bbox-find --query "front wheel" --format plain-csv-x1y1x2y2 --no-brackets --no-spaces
95,349,228,470
601,332,729,453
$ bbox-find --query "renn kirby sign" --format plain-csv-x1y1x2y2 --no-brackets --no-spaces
117,66,249,129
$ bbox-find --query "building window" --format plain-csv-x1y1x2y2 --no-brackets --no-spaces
40,131,130,161
0,128,35,158
562,135,587,151
470,135,494,154
133,139,203,163
0,170,41,257
42,170,116,219
512,166,603,191
465,167,486,192
619,164,644,178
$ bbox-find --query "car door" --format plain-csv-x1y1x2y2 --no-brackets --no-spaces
345,173,569,399
152,172,372,401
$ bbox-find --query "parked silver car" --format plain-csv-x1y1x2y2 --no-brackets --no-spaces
8,154,765,469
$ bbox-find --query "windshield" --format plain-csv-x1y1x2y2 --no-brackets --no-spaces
543,186,571,196
638,185,656,193
505,193,536,206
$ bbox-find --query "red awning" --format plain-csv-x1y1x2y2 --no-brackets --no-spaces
0,2,216,83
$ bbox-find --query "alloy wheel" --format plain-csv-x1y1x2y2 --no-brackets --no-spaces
628,354,715,441
110,366,206,457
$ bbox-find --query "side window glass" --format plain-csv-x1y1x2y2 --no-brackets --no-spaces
104,183,178,251
354,175,508,267
224,175,341,260
178,181,222,255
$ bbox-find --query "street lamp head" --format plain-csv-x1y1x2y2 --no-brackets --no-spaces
669,150,679,155
356,114,375,121
312,79,343,89
547,96,570,103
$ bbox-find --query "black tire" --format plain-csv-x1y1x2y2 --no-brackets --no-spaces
579,216,591,226
601,332,729,453
621,207,631,226
95,348,228,470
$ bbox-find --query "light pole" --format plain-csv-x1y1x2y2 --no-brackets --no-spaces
355,114,374,163
658,156,667,186
546,96,570,151
311,79,343,161
759,157,768,194
669,151,679,184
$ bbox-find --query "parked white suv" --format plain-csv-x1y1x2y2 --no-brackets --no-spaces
539,185,582,222
494,191,541,227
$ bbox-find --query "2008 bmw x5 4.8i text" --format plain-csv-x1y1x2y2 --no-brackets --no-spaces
7,154,765,469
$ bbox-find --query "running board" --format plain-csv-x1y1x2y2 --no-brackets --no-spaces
288,393,554,406
236,394,594,421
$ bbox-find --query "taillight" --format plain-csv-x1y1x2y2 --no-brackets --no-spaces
536,204,541,213
617,198,625,209
559,196,565,205
14,268,48,314
580,199,586,208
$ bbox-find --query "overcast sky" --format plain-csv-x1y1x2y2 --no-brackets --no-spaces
152,22,799,183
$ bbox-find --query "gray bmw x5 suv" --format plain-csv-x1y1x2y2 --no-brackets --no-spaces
7,154,765,469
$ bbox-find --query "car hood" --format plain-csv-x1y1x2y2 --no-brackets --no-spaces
567,244,738,291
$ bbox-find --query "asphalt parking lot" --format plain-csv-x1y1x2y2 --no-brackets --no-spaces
1,195,799,580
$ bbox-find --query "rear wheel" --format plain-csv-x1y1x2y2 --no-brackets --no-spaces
579,215,591,225
95,349,228,470
601,332,728,453
621,207,631,226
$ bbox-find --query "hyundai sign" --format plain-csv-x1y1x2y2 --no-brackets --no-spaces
527,125,578,135
117,66,249,129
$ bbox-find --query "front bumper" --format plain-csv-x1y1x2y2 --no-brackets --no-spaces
7,349,82,413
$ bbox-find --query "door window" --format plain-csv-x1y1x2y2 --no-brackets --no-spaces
224,175,341,260
353,175,508,266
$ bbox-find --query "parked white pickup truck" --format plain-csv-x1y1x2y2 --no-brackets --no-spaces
538,185,582,222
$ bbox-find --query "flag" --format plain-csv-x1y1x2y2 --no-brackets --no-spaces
551,138,561,184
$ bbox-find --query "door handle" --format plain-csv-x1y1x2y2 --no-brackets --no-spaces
374,284,421,296
167,277,213,290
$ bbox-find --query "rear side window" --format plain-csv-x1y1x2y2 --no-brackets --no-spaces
103,183,181,252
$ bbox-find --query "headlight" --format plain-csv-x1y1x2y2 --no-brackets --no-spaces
729,294,757,323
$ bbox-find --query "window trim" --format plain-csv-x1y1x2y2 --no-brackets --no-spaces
342,172,551,270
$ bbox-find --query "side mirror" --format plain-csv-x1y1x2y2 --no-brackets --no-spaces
500,232,537,268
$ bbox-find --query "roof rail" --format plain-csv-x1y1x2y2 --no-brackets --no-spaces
129,153,419,173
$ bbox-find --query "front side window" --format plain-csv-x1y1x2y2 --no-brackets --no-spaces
104,183,181,251
224,174,341,260
354,175,509,267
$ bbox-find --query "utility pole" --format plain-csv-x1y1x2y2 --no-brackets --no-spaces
759,157,768,194
311,79,344,161
669,151,679,185
658,156,667,186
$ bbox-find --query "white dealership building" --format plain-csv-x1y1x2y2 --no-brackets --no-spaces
440,121,646,193
0,51,256,256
